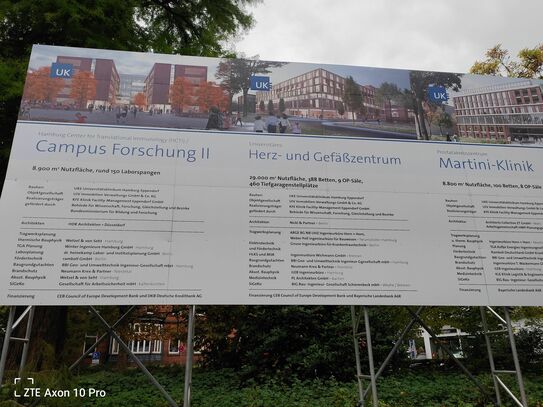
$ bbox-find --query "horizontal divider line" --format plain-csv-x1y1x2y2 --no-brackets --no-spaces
20,227,204,233
249,215,408,221
23,216,204,223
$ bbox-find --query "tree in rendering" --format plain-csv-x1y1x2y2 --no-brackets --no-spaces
22,66,64,104
259,100,265,113
409,71,462,140
435,110,453,136
215,57,286,117
170,77,194,113
336,101,345,117
132,92,147,109
278,97,286,113
70,71,97,109
470,44,543,79
196,81,229,113
375,82,402,122
343,76,364,123
267,100,274,114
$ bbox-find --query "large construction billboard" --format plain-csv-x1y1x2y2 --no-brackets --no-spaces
1,45,542,305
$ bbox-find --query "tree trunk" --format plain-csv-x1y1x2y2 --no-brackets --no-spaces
242,88,249,117
386,99,392,121
228,91,234,113
414,114,421,139
416,98,429,140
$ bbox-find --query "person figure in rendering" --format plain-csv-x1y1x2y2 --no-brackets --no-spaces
75,112,87,123
266,112,279,133
279,113,290,133
20,104,31,119
206,106,221,130
253,115,265,133
291,121,301,134
234,113,243,127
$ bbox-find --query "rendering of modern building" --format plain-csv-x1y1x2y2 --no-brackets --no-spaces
144,63,172,107
144,63,208,111
55,56,120,107
255,68,387,120
453,80,543,142
118,74,147,105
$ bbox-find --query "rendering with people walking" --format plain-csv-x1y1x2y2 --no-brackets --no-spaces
21,45,543,144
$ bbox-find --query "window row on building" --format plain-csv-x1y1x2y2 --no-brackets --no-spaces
256,68,396,120
453,80,543,142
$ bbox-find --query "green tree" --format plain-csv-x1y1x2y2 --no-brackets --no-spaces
470,44,543,79
434,110,453,136
215,57,286,117
0,1,257,60
259,100,266,113
278,97,286,113
336,101,345,117
267,100,274,114
375,82,402,121
198,305,413,381
409,71,462,140
343,76,363,123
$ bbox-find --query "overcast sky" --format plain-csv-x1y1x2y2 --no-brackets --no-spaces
234,0,543,73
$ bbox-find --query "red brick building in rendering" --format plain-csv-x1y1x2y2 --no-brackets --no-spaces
144,63,208,111
255,68,405,121
55,56,120,108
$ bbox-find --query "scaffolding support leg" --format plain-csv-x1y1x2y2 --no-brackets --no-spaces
0,306,16,386
69,305,136,371
363,307,379,407
89,306,179,407
351,306,379,407
503,307,528,407
351,306,365,406
18,306,35,377
405,307,490,399
480,306,501,406
361,306,424,401
183,305,196,407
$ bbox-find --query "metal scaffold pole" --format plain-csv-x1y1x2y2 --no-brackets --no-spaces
480,306,529,407
480,306,502,405
0,306,36,386
351,306,365,405
351,306,378,407
89,306,179,407
503,307,528,407
0,306,16,386
69,305,136,371
18,306,35,377
183,305,196,407
363,307,378,407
